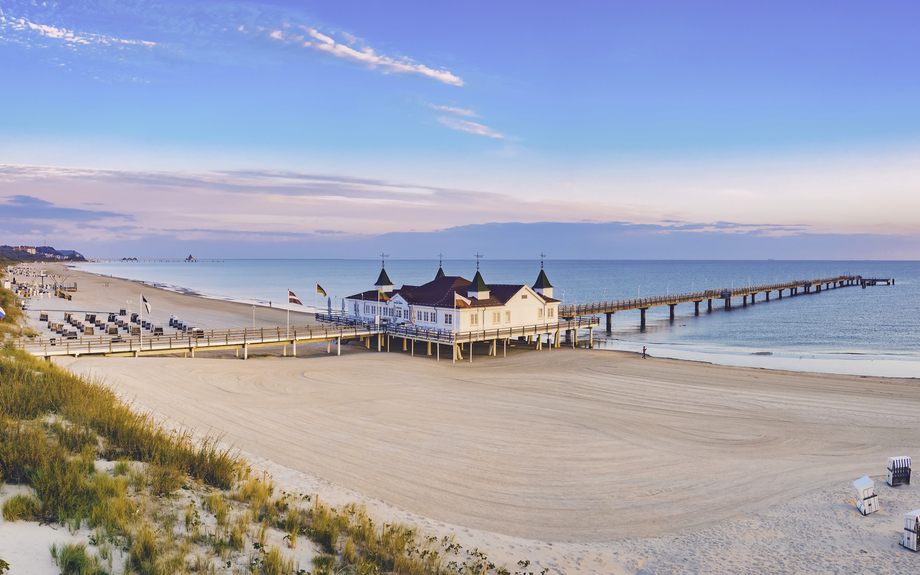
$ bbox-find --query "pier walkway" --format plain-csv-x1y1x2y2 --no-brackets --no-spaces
559,275,876,330
17,316,600,363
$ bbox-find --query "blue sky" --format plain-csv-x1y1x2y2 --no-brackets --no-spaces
2,1,919,258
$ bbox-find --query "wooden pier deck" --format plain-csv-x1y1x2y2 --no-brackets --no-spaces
559,275,879,330
18,316,600,363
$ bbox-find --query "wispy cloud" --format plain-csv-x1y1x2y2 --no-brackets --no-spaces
0,15,156,48
256,25,463,86
438,116,505,139
428,104,477,117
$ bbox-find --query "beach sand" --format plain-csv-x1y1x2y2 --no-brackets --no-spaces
6,263,920,573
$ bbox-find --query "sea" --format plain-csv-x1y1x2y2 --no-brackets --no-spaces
70,259,920,378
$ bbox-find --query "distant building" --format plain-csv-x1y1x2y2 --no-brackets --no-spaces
14,246,36,255
344,264,560,332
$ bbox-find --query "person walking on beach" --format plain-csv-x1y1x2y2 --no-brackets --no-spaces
642,346,647,359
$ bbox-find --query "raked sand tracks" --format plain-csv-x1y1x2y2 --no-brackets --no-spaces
67,348,920,543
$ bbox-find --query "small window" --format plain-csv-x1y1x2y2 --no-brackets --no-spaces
445,313,452,325
522,294,528,299
505,311,511,323
538,308,543,319
470,313,478,326
548,308,555,318
492,311,501,324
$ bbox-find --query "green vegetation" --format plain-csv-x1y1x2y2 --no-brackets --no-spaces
50,542,108,575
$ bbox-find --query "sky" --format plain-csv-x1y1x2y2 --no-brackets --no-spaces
1,0,919,258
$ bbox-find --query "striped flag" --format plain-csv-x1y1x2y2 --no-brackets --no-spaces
454,292,472,308
378,289,391,302
0,305,5,321
288,290,303,306
142,295,151,314
316,283,327,297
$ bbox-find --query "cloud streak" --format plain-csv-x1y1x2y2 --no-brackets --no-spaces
256,25,463,86
428,104,477,117
438,116,505,139
0,14,156,48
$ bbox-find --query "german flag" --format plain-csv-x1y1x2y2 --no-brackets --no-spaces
378,289,391,302
316,283,327,297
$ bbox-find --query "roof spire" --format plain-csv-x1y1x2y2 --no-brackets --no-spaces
435,253,446,279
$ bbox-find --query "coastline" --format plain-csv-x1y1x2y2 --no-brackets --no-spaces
61,262,920,379
6,262,920,573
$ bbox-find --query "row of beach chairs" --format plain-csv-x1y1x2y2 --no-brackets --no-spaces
853,456,918,551
169,316,204,337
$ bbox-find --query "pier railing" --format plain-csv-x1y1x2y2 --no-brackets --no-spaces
559,275,860,317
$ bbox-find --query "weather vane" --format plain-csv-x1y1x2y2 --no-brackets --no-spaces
474,252,484,270
380,253,389,268
438,253,443,267
540,252,546,269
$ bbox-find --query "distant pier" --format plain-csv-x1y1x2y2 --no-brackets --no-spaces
88,258,224,263
560,275,894,330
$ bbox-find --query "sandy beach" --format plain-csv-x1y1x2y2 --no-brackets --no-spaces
5,263,920,573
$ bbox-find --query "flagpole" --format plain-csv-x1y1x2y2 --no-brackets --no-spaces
286,290,290,339
139,293,142,353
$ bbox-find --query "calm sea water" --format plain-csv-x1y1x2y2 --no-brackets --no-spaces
71,259,920,374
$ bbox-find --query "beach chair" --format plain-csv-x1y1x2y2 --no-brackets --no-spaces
84,325,94,336
854,476,879,515
119,308,126,316
108,313,117,322
902,509,920,551
39,310,48,321
107,325,118,335
887,457,911,486
152,326,164,336
131,312,139,323
130,326,141,336
85,313,96,323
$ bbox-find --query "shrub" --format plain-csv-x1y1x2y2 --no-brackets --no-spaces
50,542,108,575
2,492,40,521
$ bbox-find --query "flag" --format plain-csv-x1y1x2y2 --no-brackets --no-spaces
288,290,303,306
316,283,327,297
0,305,5,321
378,289,391,302
142,295,151,314
454,292,472,308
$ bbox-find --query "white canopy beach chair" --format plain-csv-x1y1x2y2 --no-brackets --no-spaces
887,456,911,486
853,476,879,515
902,509,920,551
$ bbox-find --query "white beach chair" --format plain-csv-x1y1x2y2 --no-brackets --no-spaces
853,476,879,515
887,456,911,486
902,509,920,551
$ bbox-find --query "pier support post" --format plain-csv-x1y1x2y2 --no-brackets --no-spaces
669,304,676,320
640,308,647,328
293,341,297,357
504,338,507,357
708,299,712,312
606,312,612,333
377,334,381,352
327,340,330,354
243,343,248,360
724,298,731,310
337,337,341,356
765,292,769,301
555,331,561,348
427,342,431,356
437,343,440,362
694,301,700,315
589,327,594,349
743,295,748,306
751,293,755,304
411,340,414,356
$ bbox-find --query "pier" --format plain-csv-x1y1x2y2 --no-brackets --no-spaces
17,316,600,362
89,258,224,263
559,275,891,330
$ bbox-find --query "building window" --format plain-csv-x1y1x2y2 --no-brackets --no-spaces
505,311,511,323
492,311,500,324
445,313,452,325
522,294,528,299
470,313,478,326
417,310,422,320
548,308,555,318
538,308,543,319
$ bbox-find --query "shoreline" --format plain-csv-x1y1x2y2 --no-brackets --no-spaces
56,262,920,379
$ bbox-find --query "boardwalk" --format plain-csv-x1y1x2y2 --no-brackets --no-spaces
19,316,600,363
560,275,866,329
